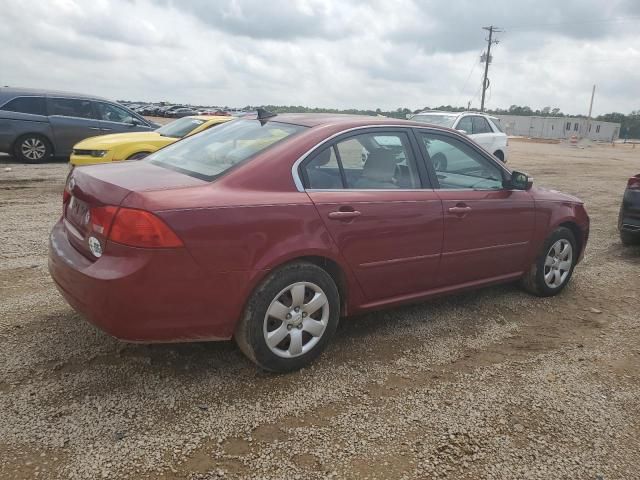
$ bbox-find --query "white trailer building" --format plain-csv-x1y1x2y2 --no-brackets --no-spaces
496,115,620,142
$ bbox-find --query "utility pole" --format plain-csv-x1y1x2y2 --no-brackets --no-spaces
586,84,596,139
480,26,501,112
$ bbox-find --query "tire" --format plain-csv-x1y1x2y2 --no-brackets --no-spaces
493,150,505,162
13,134,52,163
521,227,577,297
620,229,640,246
126,152,151,160
235,262,340,373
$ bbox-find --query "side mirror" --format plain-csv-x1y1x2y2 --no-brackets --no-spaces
456,129,468,135
509,171,533,190
130,118,141,126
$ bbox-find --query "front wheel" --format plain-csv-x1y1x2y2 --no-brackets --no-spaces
14,134,51,163
521,227,577,297
235,262,340,372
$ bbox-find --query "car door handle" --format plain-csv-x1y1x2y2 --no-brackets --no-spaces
448,206,472,214
328,210,361,220
89,127,101,131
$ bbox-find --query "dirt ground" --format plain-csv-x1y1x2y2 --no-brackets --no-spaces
0,140,639,480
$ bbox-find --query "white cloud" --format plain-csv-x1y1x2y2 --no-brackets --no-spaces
1,0,638,115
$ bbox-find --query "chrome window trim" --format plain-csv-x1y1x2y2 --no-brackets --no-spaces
291,124,511,192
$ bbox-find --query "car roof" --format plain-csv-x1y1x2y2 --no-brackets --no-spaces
256,113,453,130
0,86,109,103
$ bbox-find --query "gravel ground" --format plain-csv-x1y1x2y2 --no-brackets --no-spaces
0,140,639,480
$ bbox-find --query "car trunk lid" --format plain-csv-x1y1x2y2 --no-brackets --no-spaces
64,161,206,259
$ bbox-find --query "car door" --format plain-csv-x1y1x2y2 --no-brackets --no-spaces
47,97,102,156
95,101,152,134
415,129,535,287
300,128,444,301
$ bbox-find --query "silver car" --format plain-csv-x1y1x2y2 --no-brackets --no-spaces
0,87,159,163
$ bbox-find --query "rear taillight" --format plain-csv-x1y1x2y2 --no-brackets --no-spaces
89,206,118,235
627,175,640,190
108,208,183,248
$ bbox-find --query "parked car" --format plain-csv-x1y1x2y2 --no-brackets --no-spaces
49,113,589,372
0,87,159,163
70,115,233,166
167,107,200,118
410,111,508,162
160,105,186,117
619,173,640,245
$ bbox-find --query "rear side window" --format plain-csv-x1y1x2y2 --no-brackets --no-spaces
49,98,94,119
471,116,492,134
302,132,421,190
0,96,47,115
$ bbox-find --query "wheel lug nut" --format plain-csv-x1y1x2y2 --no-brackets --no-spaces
302,312,307,317
286,313,291,320
294,307,300,312
287,324,292,330
297,324,303,329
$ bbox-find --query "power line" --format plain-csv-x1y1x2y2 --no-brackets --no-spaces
506,15,640,31
456,49,484,107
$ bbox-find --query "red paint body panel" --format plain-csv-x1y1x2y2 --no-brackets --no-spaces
48,115,590,343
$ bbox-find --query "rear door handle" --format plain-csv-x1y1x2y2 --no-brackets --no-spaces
328,210,361,220
88,127,101,131
448,206,472,214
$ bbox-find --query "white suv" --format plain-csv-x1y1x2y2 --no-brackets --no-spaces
410,111,508,162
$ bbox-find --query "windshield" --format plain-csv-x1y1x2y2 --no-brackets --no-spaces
149,119,306,181
156,117,207,138
411,114,457,128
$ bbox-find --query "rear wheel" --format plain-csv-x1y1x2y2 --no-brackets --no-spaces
14,134,51,163
235,262,340,372
521,227,577,297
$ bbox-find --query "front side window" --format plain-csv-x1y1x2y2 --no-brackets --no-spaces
489,118,504,133
150,119,305,181
96,102,135,124
471,116,492,134
156,117,207,138
48,98,94,119
0,96,47,115
456,116,473,133
419,133,504,190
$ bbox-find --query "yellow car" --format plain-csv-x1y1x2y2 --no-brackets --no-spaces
70,116,233,166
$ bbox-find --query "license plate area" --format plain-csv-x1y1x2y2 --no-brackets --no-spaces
67,196,89,228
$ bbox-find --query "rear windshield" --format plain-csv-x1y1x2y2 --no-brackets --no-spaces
149,119,306,181
411,114,457,128
156,117,207,138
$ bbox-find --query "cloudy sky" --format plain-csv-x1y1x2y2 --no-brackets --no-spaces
2,0,639,115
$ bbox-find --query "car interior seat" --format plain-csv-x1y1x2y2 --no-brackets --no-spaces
355,149,400,189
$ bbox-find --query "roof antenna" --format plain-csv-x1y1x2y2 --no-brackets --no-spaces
256,107,277,125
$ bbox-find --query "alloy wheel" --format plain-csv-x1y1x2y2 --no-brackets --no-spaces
263,281,330,358
543,239,573,288
21,137,46,161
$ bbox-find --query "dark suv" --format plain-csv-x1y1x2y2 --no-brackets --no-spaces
0,87,159,163
619,174,640,245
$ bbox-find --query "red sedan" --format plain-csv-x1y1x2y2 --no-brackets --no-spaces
49,111,589,372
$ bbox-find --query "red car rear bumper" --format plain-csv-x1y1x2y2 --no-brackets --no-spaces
48,219,251,342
